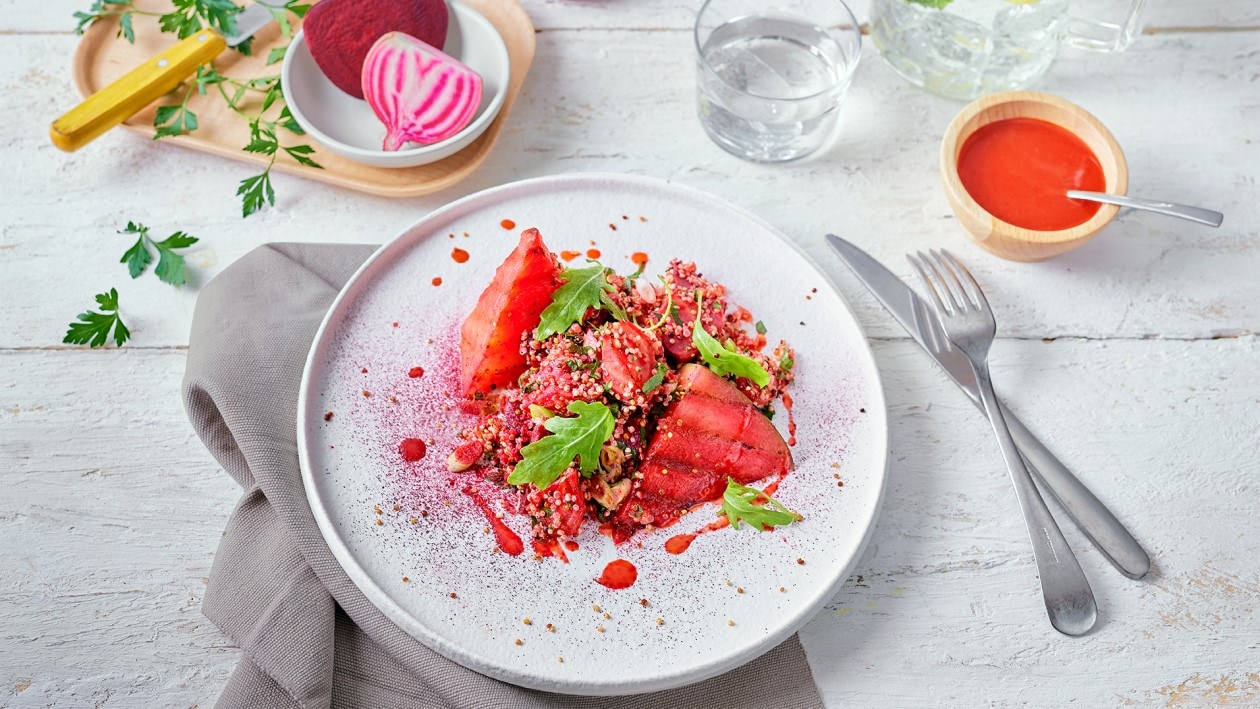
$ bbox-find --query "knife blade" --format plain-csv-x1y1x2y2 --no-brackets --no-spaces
825,234,1150,580
50,1,282,152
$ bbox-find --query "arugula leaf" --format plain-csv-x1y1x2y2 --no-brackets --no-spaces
508,401,614,490
64,288,131,348
692,296,771,387
755,320,767,335
720,478,801,530
599,289,628,321
535,265,614,340
641,362,668,394
117,222,199,286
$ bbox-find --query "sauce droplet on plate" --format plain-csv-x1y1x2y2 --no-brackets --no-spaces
587,248,601,259
596,559,637,589
408,366,424,379
399,438,426,462
500,219,516,230
432,277,442,286
631,252,649,268
451,248,470,263
560,250,580,262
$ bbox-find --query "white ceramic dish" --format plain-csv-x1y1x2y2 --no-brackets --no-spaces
281,1,510,168
297,173,888,695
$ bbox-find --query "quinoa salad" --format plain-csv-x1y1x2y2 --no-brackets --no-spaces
448,228,799,560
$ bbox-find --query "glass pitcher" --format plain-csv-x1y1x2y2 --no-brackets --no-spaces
870,0,1147,101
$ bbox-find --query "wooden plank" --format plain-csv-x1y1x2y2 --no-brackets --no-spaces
1,336,1257,705
4,0,1259,33
2,30,1257,348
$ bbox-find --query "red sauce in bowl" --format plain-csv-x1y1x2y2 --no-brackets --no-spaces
957,117,1106,231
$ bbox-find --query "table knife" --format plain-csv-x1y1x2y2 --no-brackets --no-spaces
50,1,282,152
825,234,1150,580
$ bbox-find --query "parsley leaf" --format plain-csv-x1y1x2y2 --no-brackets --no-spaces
692,296,771,387
755,320,767,335
237,171,275,217
64,288,131,348
720,478,801,530
158,0,242,42
153,103,198,139
118,222,199,286
508,401,614,490
641,362,668,394
536,265,614,340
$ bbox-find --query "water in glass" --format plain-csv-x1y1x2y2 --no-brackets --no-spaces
697,13,857,162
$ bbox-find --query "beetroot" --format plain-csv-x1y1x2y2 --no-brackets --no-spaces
303,0,449,99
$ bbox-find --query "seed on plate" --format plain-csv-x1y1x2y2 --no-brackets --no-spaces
603,612,611,619
656,617,664,625
592,605,601,613
374,506,382,515
558,657,564,663
389,396,398,404
393,504,400,512
640,598,650,607
362,390,371,398
797,558,805,565
515,639,522,646
737,587,744,594
402,577,409,583
523,617,532,625
779,587,786,593
546,623,555,633
727,619,735,626
596,626,605,633
409,517,418,524
449,592,458,599
725,579,732,586
374,519,383,526
323,411,334,421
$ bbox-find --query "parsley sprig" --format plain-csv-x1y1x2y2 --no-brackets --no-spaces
720,478,801,530
508,401,615,490
72,0,317,218
119,221,199,286
64,289,131,348
692,296,771,387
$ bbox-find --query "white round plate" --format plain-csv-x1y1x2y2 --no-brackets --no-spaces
298,173,888,695
281,0,510,168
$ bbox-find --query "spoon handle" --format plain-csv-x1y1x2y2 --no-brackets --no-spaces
1067,190,1223,227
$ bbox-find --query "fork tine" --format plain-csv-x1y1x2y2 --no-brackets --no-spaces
907,252,953,317
940,250,991,313
917,250,962,314
928,249,972,312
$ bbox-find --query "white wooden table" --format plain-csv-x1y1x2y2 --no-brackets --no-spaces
3,1,1259,706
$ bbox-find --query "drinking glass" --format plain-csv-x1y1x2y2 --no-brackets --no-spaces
694,0,862,163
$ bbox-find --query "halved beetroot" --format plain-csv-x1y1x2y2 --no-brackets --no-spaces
610,364,791,539
459,229,561,396
304,0,449,99
599,322,664,403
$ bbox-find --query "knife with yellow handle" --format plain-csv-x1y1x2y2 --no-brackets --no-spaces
50,1,280,152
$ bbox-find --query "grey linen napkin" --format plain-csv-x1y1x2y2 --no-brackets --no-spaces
183,243,825,709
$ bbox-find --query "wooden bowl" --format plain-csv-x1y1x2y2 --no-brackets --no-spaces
940,91,1128,262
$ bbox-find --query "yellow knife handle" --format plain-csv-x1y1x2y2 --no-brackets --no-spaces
50,29,228,152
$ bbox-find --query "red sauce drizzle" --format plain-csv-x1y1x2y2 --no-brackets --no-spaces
957,117,1105,231
560,250,580,262
464,488,524,556
408,366,424,379
631,252,649,268
782,392,797,446
451,248,470,263
398,438,426,462
532,539,569,563
432,277,442,286
500,219,516,230
587,248,602,259
665,516,730,555
596,559,637,589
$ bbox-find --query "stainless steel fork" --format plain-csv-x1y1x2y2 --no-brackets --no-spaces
907,249,1098,637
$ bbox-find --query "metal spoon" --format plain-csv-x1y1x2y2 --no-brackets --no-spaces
1067,191,1223,227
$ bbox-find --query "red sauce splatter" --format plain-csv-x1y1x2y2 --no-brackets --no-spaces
464,488,524,556
532,539,569,563
564,540,579,552
560,250,581,262
957,117,1105,231
587,248,601,259
432,277,443,286
782,392,797,447
631,252,649,268
664,516,730,555
361,367,368,374
408,366,424,379
596,559,637,589
761,469,789,498
399,438,426,462
500,219,516,230
451,248,470,263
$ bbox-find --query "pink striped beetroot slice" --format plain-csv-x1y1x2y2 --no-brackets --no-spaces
362,32,485,151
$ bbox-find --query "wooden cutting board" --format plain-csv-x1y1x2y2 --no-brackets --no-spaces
71,0,536,197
